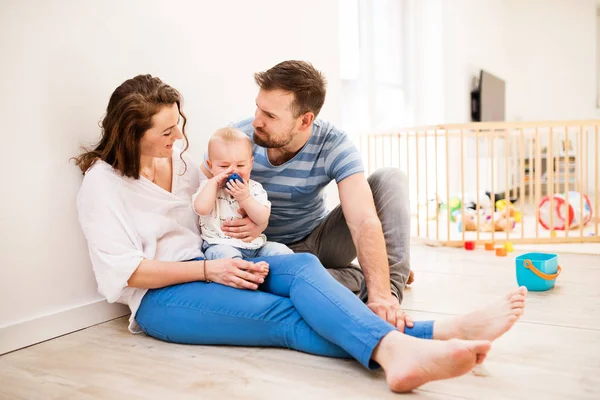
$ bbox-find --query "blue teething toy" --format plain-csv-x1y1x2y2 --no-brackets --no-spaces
226,172,243,185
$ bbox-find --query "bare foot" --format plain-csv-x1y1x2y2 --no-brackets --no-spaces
373,332,491,393
434,287,527,341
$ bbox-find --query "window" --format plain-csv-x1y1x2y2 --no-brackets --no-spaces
338,0,412,134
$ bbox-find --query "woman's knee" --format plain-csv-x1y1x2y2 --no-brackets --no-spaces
292,253,324,275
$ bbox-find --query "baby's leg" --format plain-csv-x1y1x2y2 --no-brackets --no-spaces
257,242,295,257
203,243,244,260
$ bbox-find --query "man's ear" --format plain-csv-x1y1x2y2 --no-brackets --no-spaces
299,112,315,131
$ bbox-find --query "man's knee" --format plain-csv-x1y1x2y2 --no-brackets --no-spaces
368,167,408,191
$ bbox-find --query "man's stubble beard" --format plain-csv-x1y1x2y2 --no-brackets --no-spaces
253,128,295,149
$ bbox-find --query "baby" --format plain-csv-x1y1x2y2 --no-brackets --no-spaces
193,127,293,260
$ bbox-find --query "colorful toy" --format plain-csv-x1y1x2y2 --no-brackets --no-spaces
495,199,522,223
459,210,515,233
449,197,462,222
226,172,243,185
538,191,593,230
484,241,495,251
503,241,514,252
495,247,507,257
464,241,476,250
515,252,561,291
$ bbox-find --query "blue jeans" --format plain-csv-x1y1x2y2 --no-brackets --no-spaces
202,240,293,260
136,253,433,370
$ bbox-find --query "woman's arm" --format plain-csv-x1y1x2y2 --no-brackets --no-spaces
127,257,270,290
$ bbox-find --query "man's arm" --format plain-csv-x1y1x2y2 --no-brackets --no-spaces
338,173,391,297
337,173,413,330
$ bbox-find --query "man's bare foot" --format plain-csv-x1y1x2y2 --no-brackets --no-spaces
373,332,491,393
407,270,415,285
434,287,527,341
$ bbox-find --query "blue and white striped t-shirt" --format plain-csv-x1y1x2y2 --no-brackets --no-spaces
206,118,364,244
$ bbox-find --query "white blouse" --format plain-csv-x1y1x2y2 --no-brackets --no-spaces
77,149,205,333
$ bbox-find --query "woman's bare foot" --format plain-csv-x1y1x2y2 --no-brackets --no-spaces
373,332,491,393
434,287,527,341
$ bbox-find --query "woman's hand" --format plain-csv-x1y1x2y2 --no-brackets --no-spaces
205,258,269,290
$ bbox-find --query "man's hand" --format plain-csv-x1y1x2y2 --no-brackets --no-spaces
367,295,413,332
222,217,262,242
226,179,250,202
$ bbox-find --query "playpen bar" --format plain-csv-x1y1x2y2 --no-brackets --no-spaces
520,129,525,239
442,236,599,247
505,129,510,239
491,132,495,242
446,129,451,241
388,135,392,169
476,129,481,242
535,128,541,239
512,134,517,200
424,131,429,238
461,129,465,243
585,128,590,231
548,128,555,237
528,130,534,207
405,133,410,202
415,131,420,237
555,131,559,199
565,127,570,236
580,127,585,238
594,125,600,236
581,129,592,234
367,134,372,176
396,119,600,133
435,130,439,240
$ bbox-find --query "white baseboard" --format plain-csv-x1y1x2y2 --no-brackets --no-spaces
0,300,130,355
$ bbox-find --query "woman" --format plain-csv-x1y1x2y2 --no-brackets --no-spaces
74,74,527,393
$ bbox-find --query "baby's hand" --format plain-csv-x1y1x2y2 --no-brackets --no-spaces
226,179,250,202
213,166,235,187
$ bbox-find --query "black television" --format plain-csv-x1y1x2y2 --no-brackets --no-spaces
471,70,505,122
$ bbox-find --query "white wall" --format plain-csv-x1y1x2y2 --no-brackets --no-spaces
505,0,597,121
0,0,340,353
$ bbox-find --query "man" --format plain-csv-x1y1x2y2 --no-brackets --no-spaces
201,60,414,330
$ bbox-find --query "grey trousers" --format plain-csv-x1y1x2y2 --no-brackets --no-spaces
287,167,411,304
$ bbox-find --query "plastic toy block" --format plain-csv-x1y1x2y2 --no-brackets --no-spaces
495,247,507,256
484,241,495,251
464,241,476,250
504,242,514,252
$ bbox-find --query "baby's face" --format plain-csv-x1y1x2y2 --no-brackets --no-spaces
209,140,253,183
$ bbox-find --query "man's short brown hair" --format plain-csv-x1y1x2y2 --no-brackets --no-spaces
254,60,327,118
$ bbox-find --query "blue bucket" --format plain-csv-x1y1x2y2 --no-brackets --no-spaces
515,252,561,291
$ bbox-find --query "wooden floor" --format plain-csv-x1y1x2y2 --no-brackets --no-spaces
1,245,599,399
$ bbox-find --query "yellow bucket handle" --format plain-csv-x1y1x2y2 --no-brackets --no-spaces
523,259,562,280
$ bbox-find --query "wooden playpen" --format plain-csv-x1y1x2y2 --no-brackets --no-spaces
357,120,600,247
